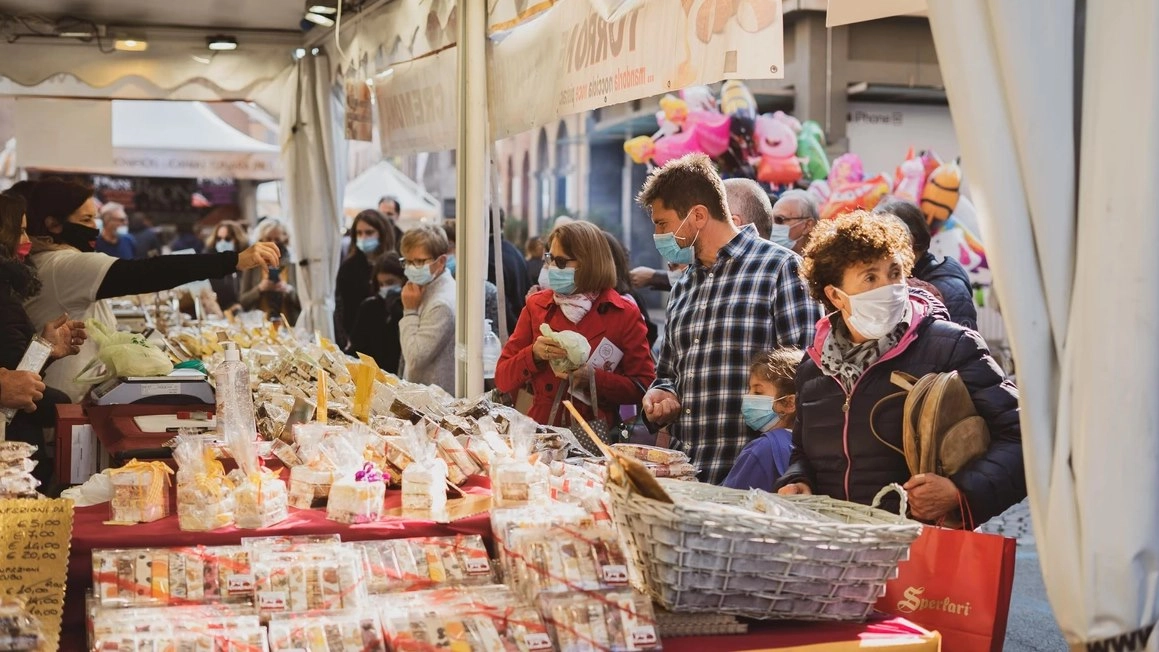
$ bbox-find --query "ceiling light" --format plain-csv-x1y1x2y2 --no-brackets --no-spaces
192,54,213,64
293,47,307,60
206,35,237,51
308,2,339,14
114,36,148,52
304,11,335,27
58,29,94,39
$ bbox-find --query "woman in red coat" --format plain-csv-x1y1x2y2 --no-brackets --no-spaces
496,221,655,428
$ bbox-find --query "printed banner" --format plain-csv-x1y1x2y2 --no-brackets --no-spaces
489,0,785,138
345,79,374,142
373,48,459,156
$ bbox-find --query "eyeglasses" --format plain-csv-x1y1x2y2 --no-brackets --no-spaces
544,253,576,269
400,256,435,267
773,214,812,225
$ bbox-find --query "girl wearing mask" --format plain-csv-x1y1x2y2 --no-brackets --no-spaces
22,179,279,401
206,220,250,312
350,257,406,374
775,211,1024,526
335,210,396,351
495,221,655,429
239,218,300,325
722,348,801,491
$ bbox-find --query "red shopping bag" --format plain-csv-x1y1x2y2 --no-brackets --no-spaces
877,526,1017,652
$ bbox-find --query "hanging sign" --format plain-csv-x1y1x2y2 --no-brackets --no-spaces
373,48,459,156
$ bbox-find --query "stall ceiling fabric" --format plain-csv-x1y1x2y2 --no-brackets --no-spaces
0,0,305,31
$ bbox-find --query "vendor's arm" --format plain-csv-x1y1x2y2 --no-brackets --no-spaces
494,307,538,394
96,243,279,300
946,328,1026,525
398,303,454,371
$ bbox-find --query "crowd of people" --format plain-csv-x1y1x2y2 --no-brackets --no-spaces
0,160,1024,524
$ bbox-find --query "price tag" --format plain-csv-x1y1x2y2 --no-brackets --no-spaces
258,591,287,611
227,574,255,594
602,565,629,584
464,557,490,575
522,632,553,651
0,499,73,651
630,625,659,648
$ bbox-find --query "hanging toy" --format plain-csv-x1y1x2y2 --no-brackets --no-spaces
920,158,963,226
797,120,830,181
752,113,802,186
892,148,927,203
827,152,865,191
686,111,732,157
821,174,892,221
624,136,656,165
720,80,757,122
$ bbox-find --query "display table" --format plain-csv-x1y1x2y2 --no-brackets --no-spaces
662,616,940,651
61,477,493,650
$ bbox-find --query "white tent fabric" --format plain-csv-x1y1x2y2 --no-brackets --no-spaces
113,100,278,153
343,160,441,225
928,0,1159,648
280,53,346,338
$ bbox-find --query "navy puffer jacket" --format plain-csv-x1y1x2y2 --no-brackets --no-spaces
914,252,977,330
776,292,1025,525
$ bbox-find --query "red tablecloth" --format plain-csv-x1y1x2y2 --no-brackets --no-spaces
62,477,493,650
661,616,939,651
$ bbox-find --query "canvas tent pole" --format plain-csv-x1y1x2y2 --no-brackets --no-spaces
454,0,487,397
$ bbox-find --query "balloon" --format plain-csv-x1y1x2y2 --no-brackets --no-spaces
807,179,831,205
752,113,802,186
892,149,926,203
821,174,892,221
652,130,701,166
681,85,717,113
800,120,826,146
686,110,732,157
624,136,656,165
772,110,802,133
720,80,757,121
828,153,865,190
920,158,962,225
920,149,942,183
659,94,688,127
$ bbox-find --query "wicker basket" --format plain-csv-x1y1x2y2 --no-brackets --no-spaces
607,479,923,621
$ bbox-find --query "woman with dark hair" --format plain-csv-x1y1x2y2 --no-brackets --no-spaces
775,211,1024,526
22,179,280,400
349,256,407,373
0,193,88,480
335,210,396,351
206,220,250,312
495,221,655,428
601,230,658,348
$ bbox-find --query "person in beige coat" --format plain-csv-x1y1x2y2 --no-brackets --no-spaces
399,226,456,393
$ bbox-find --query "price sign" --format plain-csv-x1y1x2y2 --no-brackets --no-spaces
0,499,73,651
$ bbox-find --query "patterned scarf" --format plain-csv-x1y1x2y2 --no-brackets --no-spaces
553,291,598,324
819,302,913,392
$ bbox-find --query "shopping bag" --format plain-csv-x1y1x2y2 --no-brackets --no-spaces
877,526,1017,652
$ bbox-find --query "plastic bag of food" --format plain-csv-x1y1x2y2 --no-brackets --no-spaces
539,324,590,374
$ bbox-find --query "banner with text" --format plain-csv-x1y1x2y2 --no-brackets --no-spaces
489,0,785,138
373,48,459,156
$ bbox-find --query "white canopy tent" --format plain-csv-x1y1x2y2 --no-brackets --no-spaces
832,1,1159,650
342,159,441,226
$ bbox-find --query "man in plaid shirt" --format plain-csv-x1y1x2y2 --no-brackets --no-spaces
638,154,822,484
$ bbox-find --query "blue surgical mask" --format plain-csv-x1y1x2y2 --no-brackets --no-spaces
547,267,577,295
769,223,797,250
215,240,236,253
653,212,698,264
446,254,457,277
741,393,790,432
404,263,434,286
356,237,379,254
115,225,129,236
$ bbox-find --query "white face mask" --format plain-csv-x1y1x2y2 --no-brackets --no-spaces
836,282,908,340
667,267,685,288
769,223,796,250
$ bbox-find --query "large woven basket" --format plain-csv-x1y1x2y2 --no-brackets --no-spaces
607,479,923,621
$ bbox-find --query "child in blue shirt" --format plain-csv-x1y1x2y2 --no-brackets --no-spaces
722,348,802,491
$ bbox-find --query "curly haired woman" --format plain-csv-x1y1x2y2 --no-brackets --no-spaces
776,211,1024,526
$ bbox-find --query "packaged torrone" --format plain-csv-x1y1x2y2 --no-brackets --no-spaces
108,459,172,524
289,424,361,509
539,589,662,652
400,422,448,521
268,609,386,651
327,462,387,524
490,412,548,508
173,436,235,531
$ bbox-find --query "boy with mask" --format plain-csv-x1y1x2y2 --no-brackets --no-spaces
722,348,801,491
398,225,457,393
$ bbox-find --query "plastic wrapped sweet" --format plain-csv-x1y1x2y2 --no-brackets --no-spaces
268,609,386,651
354,535,494,594
174,436,235,532
491,415,548,509
0,600,44,651
251,546,368,622
435,427,483,484
502,526,631,602
108,459,172,524
327,463,387,524
233,467,288,529
92,546,255,607
401,424,448,521
379,586,552,652
539,589,662,652
611,444,690,465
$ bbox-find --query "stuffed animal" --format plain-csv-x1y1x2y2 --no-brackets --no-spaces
920,158,962,225
752,113,802,186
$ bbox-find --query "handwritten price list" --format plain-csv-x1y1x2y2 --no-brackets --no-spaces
0,499,73,652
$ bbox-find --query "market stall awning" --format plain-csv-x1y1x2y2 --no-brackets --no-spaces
343,160,441,227
15,99,283,180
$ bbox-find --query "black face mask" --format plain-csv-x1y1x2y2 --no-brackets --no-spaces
60,222,99,253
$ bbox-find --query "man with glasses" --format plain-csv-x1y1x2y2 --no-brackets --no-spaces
769,189,819,254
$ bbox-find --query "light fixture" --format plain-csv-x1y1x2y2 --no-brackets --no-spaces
303,11,335,27
191,54,213,64
58,29,95,39
206,35,237,51
292,47,307,60
307,1,339,14
114,35,148,52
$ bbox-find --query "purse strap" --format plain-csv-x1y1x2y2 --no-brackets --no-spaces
546,368,601,428
868,371,922,457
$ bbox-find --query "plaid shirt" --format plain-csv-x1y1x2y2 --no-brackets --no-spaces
655,228,822,484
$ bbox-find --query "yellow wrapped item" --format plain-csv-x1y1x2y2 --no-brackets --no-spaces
174,440,235,531
108,459,173,524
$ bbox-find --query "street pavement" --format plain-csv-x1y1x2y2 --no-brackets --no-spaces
979,499,1068,651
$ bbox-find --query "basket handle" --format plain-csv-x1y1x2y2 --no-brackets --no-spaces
871,483,909,516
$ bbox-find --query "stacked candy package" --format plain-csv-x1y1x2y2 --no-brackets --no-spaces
0,442,39,498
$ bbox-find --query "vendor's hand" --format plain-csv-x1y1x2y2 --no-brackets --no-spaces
41,314,86,359
236,242,281,271
629,266,657,289
904,474,960,522
532,336,567,363
401,282,424,311
257,279,275,292
777,482,812,496
0,369,44,413
642,388,681,425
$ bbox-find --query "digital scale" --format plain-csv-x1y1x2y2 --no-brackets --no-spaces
91,369,215,406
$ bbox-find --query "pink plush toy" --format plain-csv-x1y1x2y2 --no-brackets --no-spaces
828,153,865,190
752,113,802,186
892,149,926,203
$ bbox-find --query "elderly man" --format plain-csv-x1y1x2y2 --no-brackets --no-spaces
769,189,820,253
95,202,136,260
630,177,778,291
638,154,821,484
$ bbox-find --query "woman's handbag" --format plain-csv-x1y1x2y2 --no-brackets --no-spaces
547,370,609,455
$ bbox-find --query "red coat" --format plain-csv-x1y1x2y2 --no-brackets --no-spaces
495,288,655,427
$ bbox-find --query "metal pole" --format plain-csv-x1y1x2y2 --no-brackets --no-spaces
621,129,633,253
455,0,487,398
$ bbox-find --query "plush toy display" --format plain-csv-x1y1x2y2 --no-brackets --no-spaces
752,114,802,186
921,158,963,225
